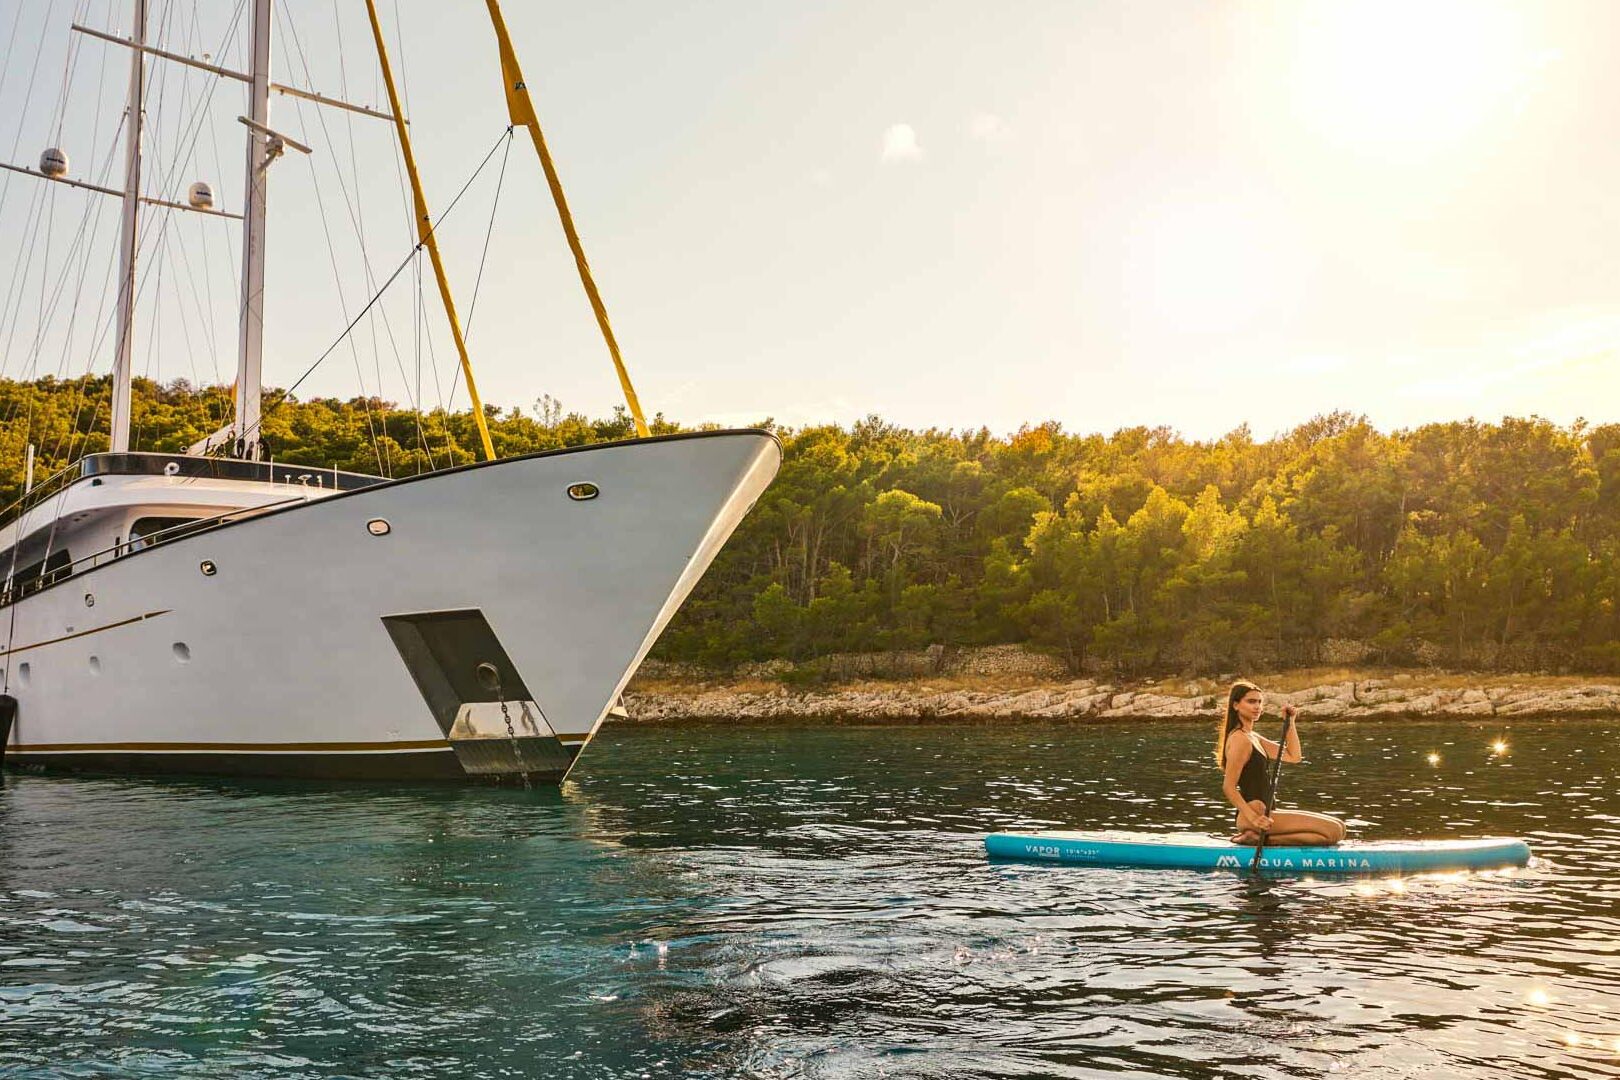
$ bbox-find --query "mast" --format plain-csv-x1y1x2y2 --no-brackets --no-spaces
108,0,149,454
8,3,390,463
234,0,273,459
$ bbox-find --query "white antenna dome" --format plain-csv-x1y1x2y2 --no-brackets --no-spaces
39,148,68,178
187,181,215,210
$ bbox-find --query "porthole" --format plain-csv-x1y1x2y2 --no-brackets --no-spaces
366,518,391,536
163,461,181,476
17,662,30,686
84,593,95,608
199,560,217,576
88,656,101,674
173,642,191,663
567,482,600,502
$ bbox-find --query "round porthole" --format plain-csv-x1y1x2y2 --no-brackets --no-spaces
366,518,391,536
200,560,217,576
173,642,191,663
84,593,95,607
163,461,181,476
567,482,599,501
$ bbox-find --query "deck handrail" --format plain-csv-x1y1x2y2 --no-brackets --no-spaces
0,458,85,532
2,452,384,537
0,493,308,609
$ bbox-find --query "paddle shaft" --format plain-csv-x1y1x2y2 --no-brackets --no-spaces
1250,710,1296,871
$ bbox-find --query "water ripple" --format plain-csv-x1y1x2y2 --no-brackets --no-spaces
0,718,1616,1078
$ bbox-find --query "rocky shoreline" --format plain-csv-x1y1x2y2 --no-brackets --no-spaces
620,674,1620,724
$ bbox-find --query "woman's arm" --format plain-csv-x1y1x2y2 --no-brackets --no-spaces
1252,705,1303,763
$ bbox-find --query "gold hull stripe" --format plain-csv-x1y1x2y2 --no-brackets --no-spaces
12,735,592,754
1,610,170,658
14,739,451,754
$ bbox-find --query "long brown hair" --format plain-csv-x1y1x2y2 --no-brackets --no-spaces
1215,680,1261,766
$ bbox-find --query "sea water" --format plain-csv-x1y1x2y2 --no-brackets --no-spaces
0,717,1615,1078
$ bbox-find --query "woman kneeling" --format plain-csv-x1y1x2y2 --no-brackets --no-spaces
1217,680,1346,847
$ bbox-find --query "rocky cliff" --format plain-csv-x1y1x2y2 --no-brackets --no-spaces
621,673,1620,723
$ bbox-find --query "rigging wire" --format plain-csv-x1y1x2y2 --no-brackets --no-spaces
0,0,97,364
189,2,233,431
0,0,54,229
67,0,247,454
229,123,513,452
46,0,91,147
54,0,182,465
0,0,112,403
36,6,116,396
170,229,207,392
0,1,28,122
385,0,450,468
462,127,514,344
6,104,120,389
276,3,386,476
56,0,247,467
13,8,125,464
152,0,213,397
284,0,444,471
331,7,387,450
330,0,393,473
416,258,457,468
161,7,210,403
438,124,516,446
409,248,434,471
132,219,166,450
336,0,429,472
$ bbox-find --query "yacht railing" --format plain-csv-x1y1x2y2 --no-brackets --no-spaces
1,452,385,536
0,493,308,610
0,459,85,533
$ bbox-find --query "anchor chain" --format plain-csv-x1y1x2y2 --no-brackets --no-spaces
498,696,532,791
479,662,531,790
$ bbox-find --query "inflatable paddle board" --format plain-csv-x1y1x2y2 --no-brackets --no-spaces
984,831,1530,874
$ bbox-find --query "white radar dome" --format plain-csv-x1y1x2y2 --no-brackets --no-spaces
39,148,68,177
187,181,214,210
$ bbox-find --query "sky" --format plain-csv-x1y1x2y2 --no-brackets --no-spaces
3,0,1620,441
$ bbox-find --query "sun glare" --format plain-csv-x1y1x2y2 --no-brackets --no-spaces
1288,1,1539,158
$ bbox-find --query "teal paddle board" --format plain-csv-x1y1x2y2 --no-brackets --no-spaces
984,831,1531,874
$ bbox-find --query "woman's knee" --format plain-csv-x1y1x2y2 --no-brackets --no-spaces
1312,813,1347,843
1293,811,1348,844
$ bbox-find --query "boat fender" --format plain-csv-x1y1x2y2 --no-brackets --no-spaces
0,694,15,763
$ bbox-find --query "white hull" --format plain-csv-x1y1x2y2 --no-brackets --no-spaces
1,431,778,781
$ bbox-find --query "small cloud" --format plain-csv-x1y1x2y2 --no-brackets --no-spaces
967,111,1007,143
881,123,921,162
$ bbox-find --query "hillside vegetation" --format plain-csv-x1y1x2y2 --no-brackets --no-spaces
5,375,1619,676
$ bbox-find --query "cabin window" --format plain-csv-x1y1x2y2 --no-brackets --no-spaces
129,516,205,551
10,548,72,598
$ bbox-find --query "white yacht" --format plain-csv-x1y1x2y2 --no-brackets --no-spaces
0,2,779,782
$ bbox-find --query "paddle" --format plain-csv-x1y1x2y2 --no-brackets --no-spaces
1250,706,1297,872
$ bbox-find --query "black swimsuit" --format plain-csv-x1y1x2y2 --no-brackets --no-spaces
1236,734,1273,806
